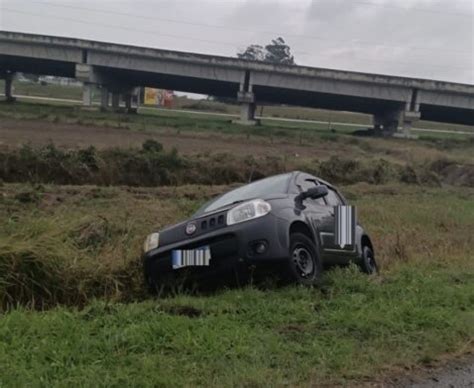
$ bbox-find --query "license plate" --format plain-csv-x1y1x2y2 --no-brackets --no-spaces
171,246,211,269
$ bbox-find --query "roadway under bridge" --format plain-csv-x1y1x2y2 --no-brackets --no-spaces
1,31,473,136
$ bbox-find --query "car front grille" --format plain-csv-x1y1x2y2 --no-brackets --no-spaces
200,214,225,231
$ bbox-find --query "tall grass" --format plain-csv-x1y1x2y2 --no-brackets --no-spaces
0,214,142,310
0,182,472,311
1,142,472,187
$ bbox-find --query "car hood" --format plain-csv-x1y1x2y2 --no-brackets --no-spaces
191,194,289,219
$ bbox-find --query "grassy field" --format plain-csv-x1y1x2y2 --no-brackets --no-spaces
1,101,474,151
1,264,472,386
3,80,474,135
0,182,473,386
1,80,85,101
0,99,363,137
0,96,473,385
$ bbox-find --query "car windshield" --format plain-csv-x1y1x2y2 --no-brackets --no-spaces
194,173,291,216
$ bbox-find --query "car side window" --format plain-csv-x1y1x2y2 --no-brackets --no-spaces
325,187,343,206
298,179,325,205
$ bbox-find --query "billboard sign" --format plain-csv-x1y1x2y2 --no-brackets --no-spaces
144,88,173,107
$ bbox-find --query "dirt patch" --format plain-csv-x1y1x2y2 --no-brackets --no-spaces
437,163,474,187
278,324,307,334
0,118,331,158
386,352,474,387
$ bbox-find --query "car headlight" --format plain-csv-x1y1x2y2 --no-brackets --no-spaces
227,199,271,225
143,232,160,253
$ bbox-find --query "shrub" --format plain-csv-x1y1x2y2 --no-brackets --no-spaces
0,213,145,311
142,139,163,153
77,146,99,171
0,219,81,310
318,156,362,184
0,144,471,188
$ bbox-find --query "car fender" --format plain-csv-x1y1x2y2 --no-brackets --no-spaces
272,206,320,252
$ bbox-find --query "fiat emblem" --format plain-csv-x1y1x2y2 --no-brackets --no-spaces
186,222,197,235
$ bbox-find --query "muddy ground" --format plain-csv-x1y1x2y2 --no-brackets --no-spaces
387,352,474,387
0,118,333,158
1,117,468,164
3,117,474,187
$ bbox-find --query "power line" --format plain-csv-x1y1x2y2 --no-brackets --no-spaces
26,0,472,55
61,0,473,15
2,8,473,72
2,8,235,48
89,0,473,17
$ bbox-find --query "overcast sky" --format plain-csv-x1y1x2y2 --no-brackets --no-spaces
1,0,473,84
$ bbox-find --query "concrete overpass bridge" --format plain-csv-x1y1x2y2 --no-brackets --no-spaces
1,30,473,136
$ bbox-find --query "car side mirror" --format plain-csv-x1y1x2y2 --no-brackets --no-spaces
297,186,328,202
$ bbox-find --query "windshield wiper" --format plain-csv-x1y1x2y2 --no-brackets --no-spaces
212,199,246,211
195,199,253,218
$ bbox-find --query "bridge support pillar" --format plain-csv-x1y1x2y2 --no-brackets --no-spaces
3,72,15,103
124,92,138,114
394,110,420,139
100,87,109,110
98,86,137,113
82,83,93,107
373,110,400,136
77,64,136,113
373,108,420,138
233,91,260,126
111,92,120,111
125,93,132,110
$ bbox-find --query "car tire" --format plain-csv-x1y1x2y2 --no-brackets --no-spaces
286,233,322,286
144,259,175,294
358,245,378,274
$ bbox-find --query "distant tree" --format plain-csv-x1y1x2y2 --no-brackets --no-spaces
210,37,295,102
264,37,295,65
237,37,295,65
237,44,266,62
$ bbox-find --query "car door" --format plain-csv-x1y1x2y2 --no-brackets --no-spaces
319,184,357,263
294,175,335,259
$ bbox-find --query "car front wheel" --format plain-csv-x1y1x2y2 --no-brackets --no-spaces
286,233,322,286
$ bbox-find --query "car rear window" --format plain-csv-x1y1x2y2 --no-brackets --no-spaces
195,173,291,215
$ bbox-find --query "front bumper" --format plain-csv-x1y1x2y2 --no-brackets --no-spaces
143,214,290,275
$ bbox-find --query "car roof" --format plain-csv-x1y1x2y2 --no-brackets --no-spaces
291,171,334,188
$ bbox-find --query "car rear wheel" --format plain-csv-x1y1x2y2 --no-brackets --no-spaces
359,245,378,274
286,233,322,286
